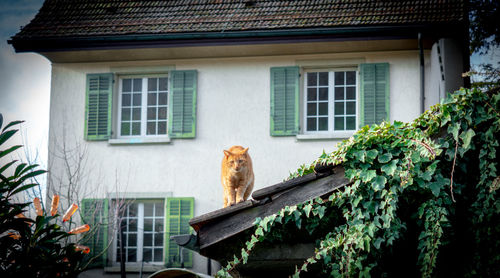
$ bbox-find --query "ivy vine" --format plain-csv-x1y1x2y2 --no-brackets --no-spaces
217,87,500,277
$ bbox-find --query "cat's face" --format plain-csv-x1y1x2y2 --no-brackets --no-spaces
224,148,249,173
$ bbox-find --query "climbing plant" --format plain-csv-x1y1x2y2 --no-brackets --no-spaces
217,87,500,277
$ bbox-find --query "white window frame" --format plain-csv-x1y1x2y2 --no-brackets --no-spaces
117,74,169,139
112,200,165,267
301,67,359,139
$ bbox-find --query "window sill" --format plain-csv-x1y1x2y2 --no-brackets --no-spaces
296,132,355,141
108,137,171,145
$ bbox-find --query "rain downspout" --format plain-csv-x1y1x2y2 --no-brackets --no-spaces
418,32,426,113
418,32,425,114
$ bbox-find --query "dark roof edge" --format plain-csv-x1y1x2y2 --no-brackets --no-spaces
9,23,465,53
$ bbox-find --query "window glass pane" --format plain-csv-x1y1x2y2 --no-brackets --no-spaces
154,248,163,262
334,102,345,115
122,79,131,92
132,122,141,135
133,78,142,92
128,233,137,247
334,117,345,130
335,72,345,85
346,102,356,114
121,108,130,121
148,78,157,91
346,116,356,130
144,203,154,217
120,123,130,135
129,220,137,232
155,203,164,217
319,72,328,86
159,78,168,91
159,93,168,105
158,122,167,135
147,122,156,135
335,87,344,100
346,71,356,85
307,72,317,86
318,103,328,115
129,204,138,217
158,107,167,120
133,93,141,106
307,118,317,131
307,103,317,116
155,233,163,246
148,93,157,105
143,248,152,262
122,94,131,106
346,87,356,100
319,88,328,101
318,117,328,131
147,108,156,120
127,248,137,262
144,219,153,232
132,108,141,120
155,219,164,232
307,88,317,101
144,233,152,246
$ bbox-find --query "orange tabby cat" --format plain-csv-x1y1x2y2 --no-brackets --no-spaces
221,146,254,208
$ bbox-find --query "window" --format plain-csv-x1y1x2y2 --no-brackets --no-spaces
116,200,165,264
118,76,169,137
270,63,389,138
305,71,357,133
84,70,198,142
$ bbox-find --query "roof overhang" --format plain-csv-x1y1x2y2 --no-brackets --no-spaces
9,23,465,54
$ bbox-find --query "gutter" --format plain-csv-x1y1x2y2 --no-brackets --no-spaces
9,23,462,53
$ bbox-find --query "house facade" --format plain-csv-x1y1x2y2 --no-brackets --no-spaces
9,0,468,276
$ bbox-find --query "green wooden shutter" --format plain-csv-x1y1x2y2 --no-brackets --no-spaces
165,197,194,268
270,66,300,136
81,198,109,268
168,70,197,138
85,73,113,140
359,63,390,127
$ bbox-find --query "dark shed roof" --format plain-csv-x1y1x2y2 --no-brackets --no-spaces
9,0,465,52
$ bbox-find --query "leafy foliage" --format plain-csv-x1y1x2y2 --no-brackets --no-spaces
0,114,89,277
217,87,500,277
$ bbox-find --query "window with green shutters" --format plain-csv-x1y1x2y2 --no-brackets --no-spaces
81,198,109,268
270,63,390,137
359,63,390,127
270,66,300,136
168,70,197,138
165,197,194,268
85,74,113,140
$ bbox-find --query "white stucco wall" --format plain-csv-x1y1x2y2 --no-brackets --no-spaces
47,42,446,274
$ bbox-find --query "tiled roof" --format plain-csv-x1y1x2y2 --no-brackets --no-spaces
13,0,464,40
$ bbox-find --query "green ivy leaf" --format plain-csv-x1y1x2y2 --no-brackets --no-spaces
366,149,379,161
372,176,387,191
303,203,312,217
381,160,398,176
374,237,384,249
460,128,476,151
378,153,393,163
360,170,377,182
354,150,367,163
429,181,442,197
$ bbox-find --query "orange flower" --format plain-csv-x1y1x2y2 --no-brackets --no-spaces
75,244,90,254
33,197,43,216
15,213,26,218
68,224,90,234
50,195,60,216
62,204,78,222
8,232,21,240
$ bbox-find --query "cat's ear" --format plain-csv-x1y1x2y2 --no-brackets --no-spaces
224,150,232,158
243,147,249,154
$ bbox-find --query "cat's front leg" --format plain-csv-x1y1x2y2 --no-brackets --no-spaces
228,186,237,206
235,185,247,203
